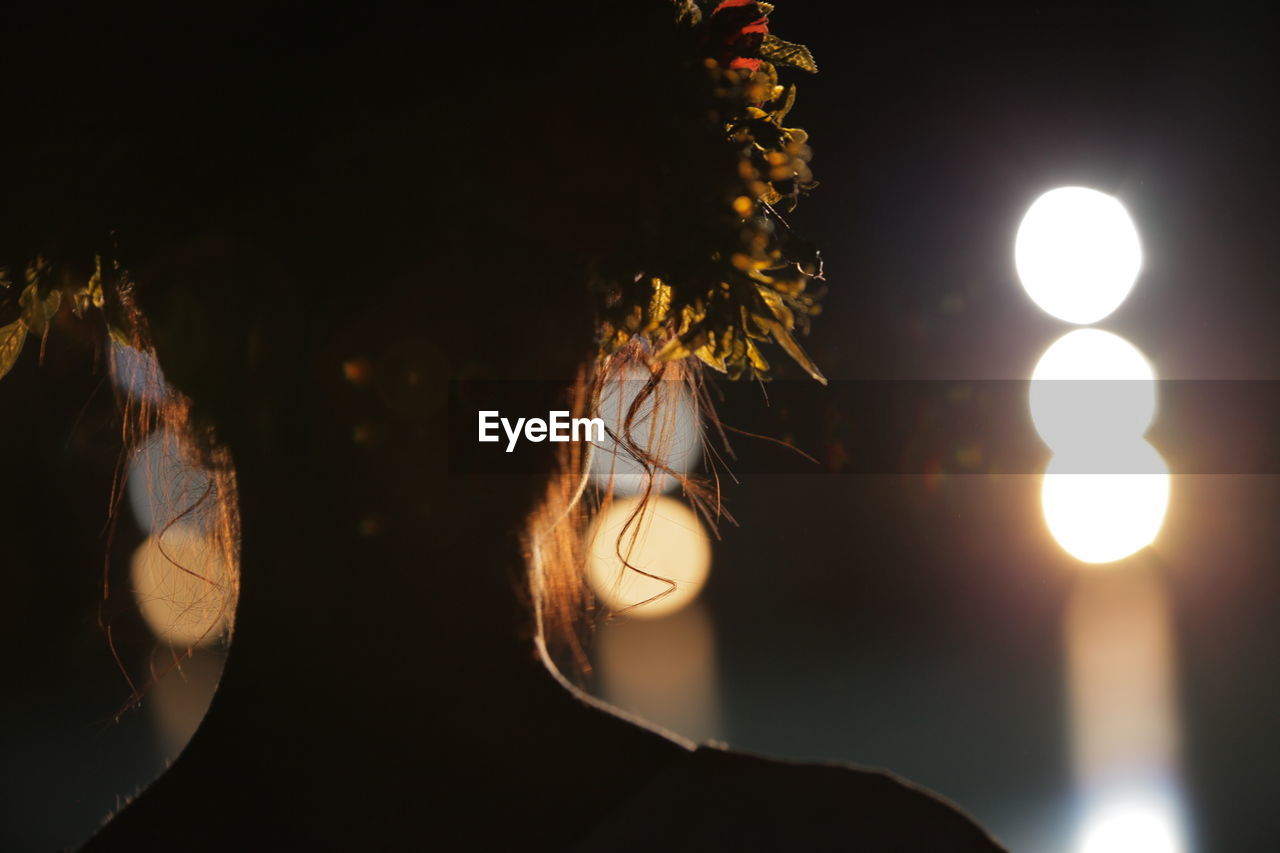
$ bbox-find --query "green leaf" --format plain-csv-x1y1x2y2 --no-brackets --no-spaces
771,83,797,125
673,0,702,24
19,284,61,335
108,325,133,349
0,318,28,381
764,317,826,384
760,34,818,73
17,282,35,318
42,288,61,323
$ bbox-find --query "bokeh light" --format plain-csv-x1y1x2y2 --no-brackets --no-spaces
586,496,711,618
1078,798,1185,853
110,340,168,404
1042,441,1170,564
1030,329,1157,453
591,367,701,496
149,647,226,754
131,526,233,646
1067,569,1189,853
1015,187,1142,324
597,602,721,742
127,429,217,537
1066,570,1179,783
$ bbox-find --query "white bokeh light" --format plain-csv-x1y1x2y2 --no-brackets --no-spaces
591,368,701,496
1078,797,1185,853
1030,328,1158,453
127,429,218,537
585,496,711,618
1016,187,1142,324
1042,440,1171,564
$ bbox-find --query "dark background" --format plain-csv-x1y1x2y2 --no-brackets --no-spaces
3,2,1277,851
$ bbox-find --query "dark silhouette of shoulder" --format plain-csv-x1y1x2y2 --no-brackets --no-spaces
571,744,1006,851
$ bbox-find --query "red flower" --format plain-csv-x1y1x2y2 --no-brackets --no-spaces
707,0,769,72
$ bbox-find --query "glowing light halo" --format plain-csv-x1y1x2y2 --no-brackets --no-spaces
131,525,233,646
1015,186,1142,325
1030,328,1158,453
1077,795,1185,853
585,495,711,618
590,367,702,496
127,429,217,537
1042,440,1171,564
1067,572,1188,853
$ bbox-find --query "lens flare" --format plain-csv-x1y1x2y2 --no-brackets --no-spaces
1015,187,1142,325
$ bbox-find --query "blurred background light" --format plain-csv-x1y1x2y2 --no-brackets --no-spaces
130,526,232,647
1067,569,1189,852
591,367,702,496
1042,441,1170,564
1078,797,1185,853
586,495,711,618
148,647,225,755
110,341,168,404
1015,187,1142,325
127,429,218,537
596,602,722,743
1030,329,1158,453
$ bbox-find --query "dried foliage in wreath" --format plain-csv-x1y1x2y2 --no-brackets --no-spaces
597,0,826,384
0,2,826,388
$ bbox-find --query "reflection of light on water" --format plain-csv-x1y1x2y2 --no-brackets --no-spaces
586,496,711,618
1015,187,1142,325
597,602,721,743
591,368,701,496
1067,570,1191,853
1030,329,1169,564
131,526,232,647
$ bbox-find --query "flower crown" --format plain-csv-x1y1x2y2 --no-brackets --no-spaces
0,3,825,387
598,0,825,383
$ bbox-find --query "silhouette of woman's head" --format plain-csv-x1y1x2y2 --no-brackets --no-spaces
3,0,821,681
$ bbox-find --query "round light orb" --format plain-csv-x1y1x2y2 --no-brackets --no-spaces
1030,329,1157,453
591,368,702,496
111,342,169,404
1078,799,1184,853
586,496,711,618
1042,440,1170,564
1015,186,1142,324
127,429,216,537
131,525,233,646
